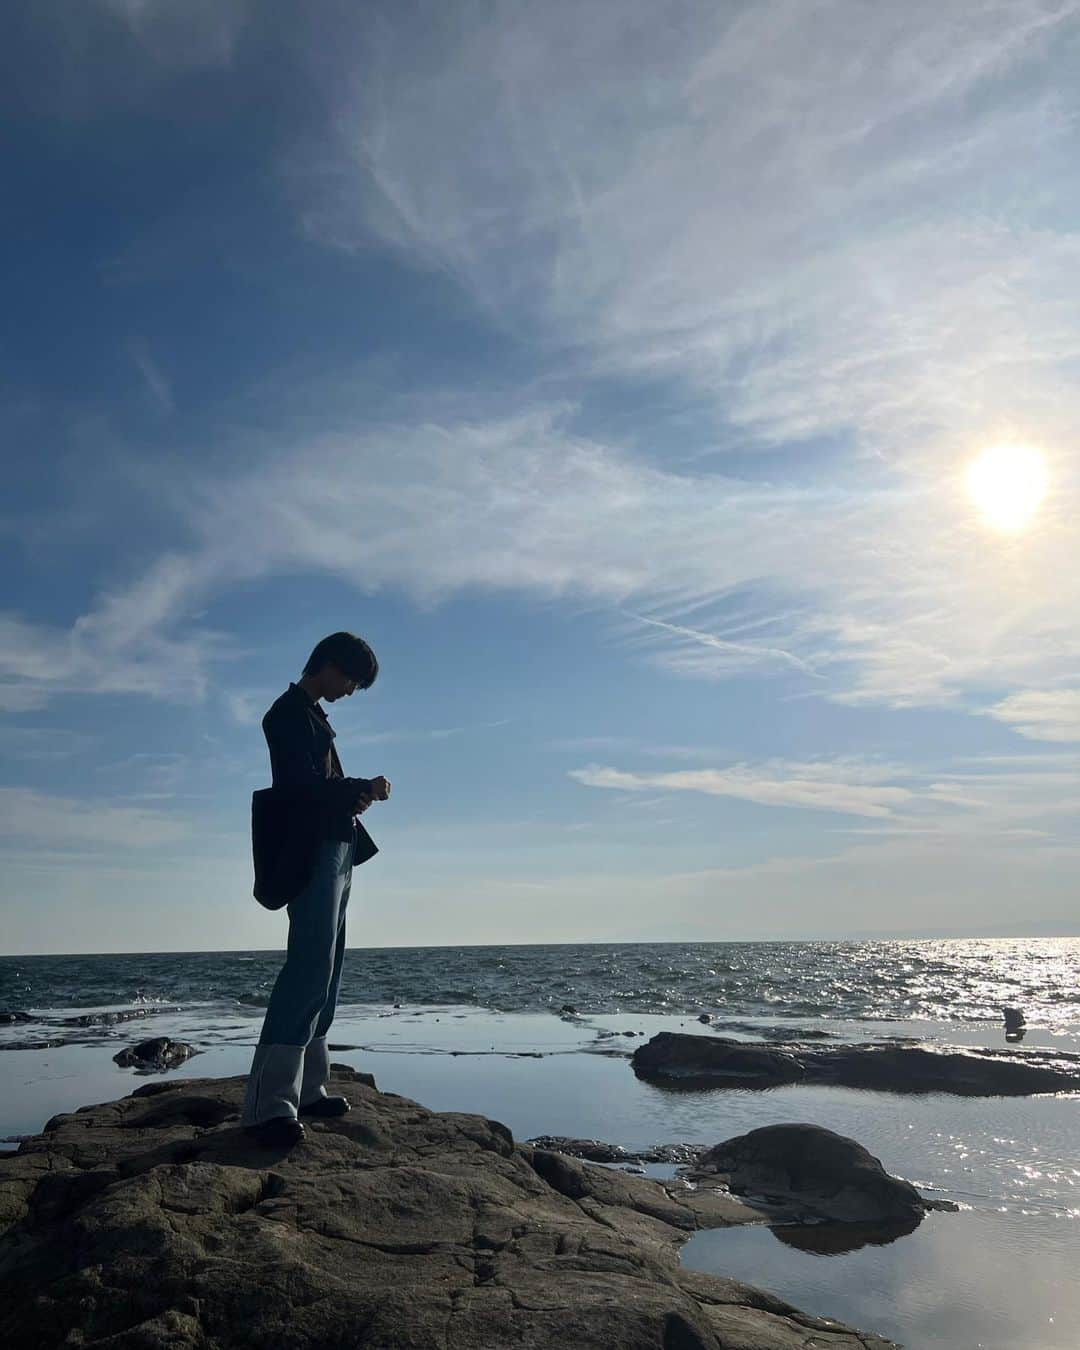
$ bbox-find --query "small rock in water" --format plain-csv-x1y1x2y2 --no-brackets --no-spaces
560,1004,578,1016
692,1123,951,1224
113,1038,200,1073
1003,1007,1026,1031
0,1011,33,1024
698,1013,711,1023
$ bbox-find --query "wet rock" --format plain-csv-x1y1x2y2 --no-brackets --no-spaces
0,1069,898,1349
802,1043,1079,1095
61,1007,177,1028
633,1031,1080,1096
632,1033,805,1087
528,1137,706,1167
692,1123,945,1224
113,1037,201,1073
697,1013,711,1023
528,1136,631,1163
0,1012,33,1024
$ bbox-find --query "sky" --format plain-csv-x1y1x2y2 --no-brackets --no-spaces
2,0,1080,954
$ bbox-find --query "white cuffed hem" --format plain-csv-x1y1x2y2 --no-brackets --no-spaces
299,1035,332,1108
242,1043,304,1125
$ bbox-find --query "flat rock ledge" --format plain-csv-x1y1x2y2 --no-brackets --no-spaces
0,1067,897,1350
632,1032,1080,1095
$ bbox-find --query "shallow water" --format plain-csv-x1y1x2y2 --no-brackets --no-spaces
683,1211,1072,1350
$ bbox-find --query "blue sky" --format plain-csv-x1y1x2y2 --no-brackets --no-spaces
3,0,1080,954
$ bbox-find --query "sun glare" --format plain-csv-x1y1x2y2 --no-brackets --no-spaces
965,443,1047,532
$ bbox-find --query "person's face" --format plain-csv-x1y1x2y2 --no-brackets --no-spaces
324,665,359,701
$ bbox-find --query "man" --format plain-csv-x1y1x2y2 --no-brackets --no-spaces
242,631,390,1147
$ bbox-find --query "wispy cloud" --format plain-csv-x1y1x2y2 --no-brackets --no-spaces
127,337,174,413
6,1,1080,733
570,749,1080,837
98,0,249,71
339,719,511,747
224,691,260,726
569,759,913,819
986,690,1080,743
0,726,98,760
278,0,1080,714
0,786,191,848
4,386,1077,720
619,609,821,678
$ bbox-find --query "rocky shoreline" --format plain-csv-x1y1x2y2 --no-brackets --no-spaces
0,1065,900,1349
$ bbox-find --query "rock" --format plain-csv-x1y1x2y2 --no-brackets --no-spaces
528,1137,706,1167
560,1004,578,1016
697,1013,711,1023
692,1123,943,1224
632,1033,805,1087
802,1043,1079,1095
1003,1007,1026,1031
0,1069,898,1349
62,1007,180,1028
113,1037,201,1072
632,1032,1080,1096
0,1012,33,1024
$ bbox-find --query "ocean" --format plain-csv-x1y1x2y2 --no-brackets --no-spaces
2,938,1079,1349
4,936,1080,1029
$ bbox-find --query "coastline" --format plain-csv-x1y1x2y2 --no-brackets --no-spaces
3,1002,1080,1346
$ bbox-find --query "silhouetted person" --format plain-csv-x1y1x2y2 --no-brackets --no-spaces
242,632,390,1146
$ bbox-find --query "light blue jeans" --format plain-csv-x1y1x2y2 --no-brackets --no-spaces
242,836,353,1124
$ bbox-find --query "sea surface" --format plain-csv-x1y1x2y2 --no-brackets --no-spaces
3,936,1080,1028
2,938,1079,1350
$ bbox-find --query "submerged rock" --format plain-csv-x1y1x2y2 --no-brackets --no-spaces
113,1037,200,1072
0,1069,899,1349
691,1124,947,1224
633,1031,1080,1095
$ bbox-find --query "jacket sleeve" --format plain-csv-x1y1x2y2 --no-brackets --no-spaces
263,706,373,811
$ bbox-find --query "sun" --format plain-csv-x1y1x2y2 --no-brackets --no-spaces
965,443,1047,532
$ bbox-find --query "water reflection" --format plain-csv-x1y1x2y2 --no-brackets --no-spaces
682,1209,1078,1349
770,1213,923,1255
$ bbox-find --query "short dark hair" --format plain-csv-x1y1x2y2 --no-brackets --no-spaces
302,632,379,688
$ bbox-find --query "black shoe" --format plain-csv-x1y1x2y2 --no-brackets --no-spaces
298,1095,351,1119
243,1116,305,1146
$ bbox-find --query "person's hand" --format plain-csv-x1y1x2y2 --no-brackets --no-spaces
370,775,391,801
353,792,373,816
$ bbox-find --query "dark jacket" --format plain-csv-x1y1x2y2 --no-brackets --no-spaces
251,683,378,910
